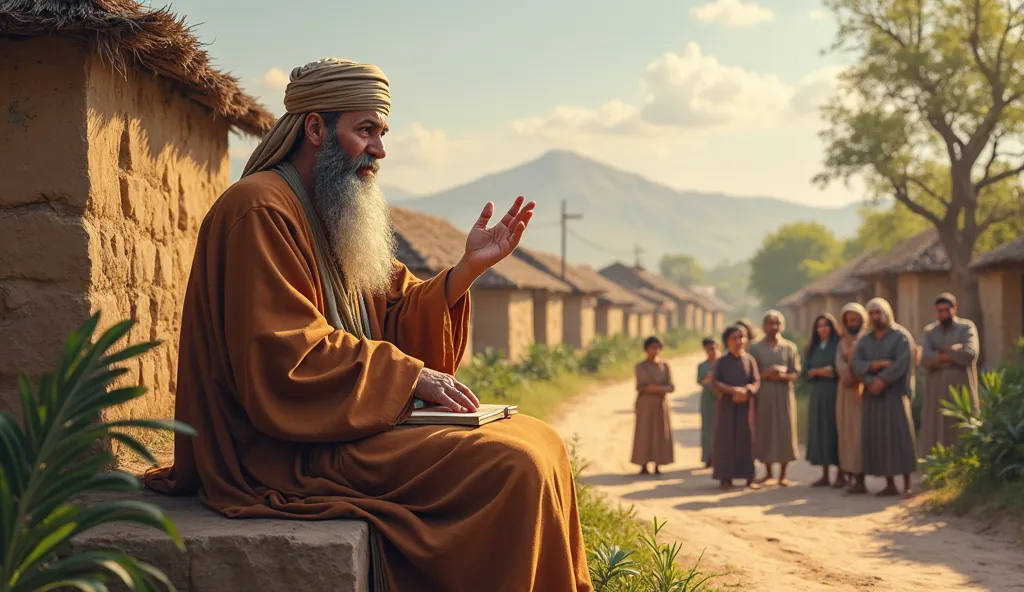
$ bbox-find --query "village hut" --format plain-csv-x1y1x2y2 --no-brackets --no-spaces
0,0,274,418
599,262,701,330
513,249,602,349
781,249,879,334
390,206,571,362
854,229,960,335
636,288,677,336
580,268,655,338
971,236,1024,368
777,288,811,336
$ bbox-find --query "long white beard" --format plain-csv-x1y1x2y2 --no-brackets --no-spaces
312,137,396,296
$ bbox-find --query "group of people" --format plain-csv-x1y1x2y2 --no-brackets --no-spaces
631,293,980,499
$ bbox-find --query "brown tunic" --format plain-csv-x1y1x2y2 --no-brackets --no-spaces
142,172,591,592
919,318,980,457
712,352,760,481
631,360,675,466
835,332,864,474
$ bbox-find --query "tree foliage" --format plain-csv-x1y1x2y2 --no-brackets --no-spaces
658,254,705,287
749,222,846,306
814,0,1024,321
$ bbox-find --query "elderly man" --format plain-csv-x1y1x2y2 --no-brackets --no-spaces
834,302,868,494
919,293,980,457
748,310,801,486
144,59,592,592
853,298,917,497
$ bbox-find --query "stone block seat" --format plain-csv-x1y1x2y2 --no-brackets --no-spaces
69,490,371,592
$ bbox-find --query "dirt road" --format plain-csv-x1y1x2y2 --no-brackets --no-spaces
551,353,1024,591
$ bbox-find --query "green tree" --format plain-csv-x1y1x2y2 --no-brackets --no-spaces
659,254,705,287
749,222,846,306
814,0,1024,328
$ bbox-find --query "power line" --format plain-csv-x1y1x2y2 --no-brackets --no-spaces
566,228,634,258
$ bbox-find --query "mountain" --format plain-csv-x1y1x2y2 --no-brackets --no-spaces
395,150,861,268
381,185,418,202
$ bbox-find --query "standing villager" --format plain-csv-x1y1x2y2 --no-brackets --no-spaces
803,313,841,487
632,336,676,475
712,326,761,490
854,298,917,497
748,311,801,486
143,58,592,591
835,302,868,494
919,293,980,457
734,319,758,350
697,337,719,468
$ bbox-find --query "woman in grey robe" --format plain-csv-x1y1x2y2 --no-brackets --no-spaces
803,313,841,487
854,298,917,497
712,326,761,490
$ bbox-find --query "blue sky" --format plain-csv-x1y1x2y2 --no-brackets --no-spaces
160,0,864,206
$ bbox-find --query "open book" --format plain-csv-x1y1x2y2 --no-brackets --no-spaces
404,403,518,427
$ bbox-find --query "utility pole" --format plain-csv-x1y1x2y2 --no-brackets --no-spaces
560,199,583,280
633,242,644,290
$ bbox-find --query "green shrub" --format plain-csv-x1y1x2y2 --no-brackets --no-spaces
0,313,194,592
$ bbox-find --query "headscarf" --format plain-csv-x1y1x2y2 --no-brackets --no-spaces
839,302,868,338
935,292,957,308
865,297,895,329
242,58,391,177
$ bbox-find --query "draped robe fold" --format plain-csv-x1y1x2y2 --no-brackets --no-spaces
142,171,592,592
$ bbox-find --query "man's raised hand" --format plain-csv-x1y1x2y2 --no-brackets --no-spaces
463,196,535,274
413,367,481,413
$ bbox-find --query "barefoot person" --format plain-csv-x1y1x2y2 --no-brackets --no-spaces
803,314,841,488
835,302,868,494
697,337,719,468
632,336,676,475
143,58,592,591
853,298,917,497
748,311,801,486
712,326,761,490
919,293,980,457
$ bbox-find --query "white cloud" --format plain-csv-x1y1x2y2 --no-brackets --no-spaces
511,43,838,139
690,0,775,28
383,124,472,169
807,9,826,20
263,67,290,91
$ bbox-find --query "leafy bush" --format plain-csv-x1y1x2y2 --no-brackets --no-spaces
0,313,194,592
922,369,1024,488
457,349,523,400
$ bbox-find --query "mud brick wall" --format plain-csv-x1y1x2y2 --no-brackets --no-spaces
0,37,230,430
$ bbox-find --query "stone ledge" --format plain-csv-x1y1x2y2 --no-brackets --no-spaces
67,490,370,592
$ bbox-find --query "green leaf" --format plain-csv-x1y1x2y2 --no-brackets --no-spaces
17,373,41,453
25,577,109,592
14,522,77,579
99,341,161,370
103,419,196,438
74,500,185,550
107,432,158,465
0,412,29,493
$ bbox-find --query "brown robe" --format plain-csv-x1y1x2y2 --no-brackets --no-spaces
712,352,760,482
747,338,800,464
835,331,864,474
142,172,592,592
919,317,980,457
631,360,675,466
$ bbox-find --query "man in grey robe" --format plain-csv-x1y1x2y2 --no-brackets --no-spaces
854,297,917,497
918,293,980,457
748,310,801,486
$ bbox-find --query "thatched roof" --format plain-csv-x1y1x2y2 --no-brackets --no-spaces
0,0,274,136
598,262,721,309
972,235,1024,271
636,287,678,311
390,206,571,292
513,248,606,294
855,228,950,276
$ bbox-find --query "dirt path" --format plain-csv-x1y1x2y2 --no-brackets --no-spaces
551,353,1024,592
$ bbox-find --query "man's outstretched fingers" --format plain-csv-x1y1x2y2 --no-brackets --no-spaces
473,202,495,229
500,196,525,227
451,378,481,408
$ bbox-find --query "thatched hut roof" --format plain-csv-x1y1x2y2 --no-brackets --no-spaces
971,235,1024,272
0,0,274,136
636,287,678,311
513,249,606,294
855,229,950,276
597,262,727,311
390,206,571,292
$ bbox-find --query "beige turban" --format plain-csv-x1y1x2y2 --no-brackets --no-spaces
241,58,391,177
840,302,868,332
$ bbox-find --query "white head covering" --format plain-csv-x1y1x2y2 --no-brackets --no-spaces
865,297,895,329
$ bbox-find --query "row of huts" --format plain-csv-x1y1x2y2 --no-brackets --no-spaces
778,228,1024,368
392,207,731,361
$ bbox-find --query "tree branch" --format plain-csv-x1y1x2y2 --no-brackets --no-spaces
906,175,950,207
969,0,998,86
978,203,1022,234
888,178,943,226
976,159,1024,191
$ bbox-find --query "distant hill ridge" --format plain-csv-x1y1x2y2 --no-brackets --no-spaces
389,150,860,268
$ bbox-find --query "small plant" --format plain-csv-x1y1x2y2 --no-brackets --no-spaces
0,313,195,592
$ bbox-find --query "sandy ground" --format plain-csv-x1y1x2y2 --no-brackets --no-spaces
551,353,1024,592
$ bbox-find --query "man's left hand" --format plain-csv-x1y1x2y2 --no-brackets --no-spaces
869,378,885,395
462,196,535,274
